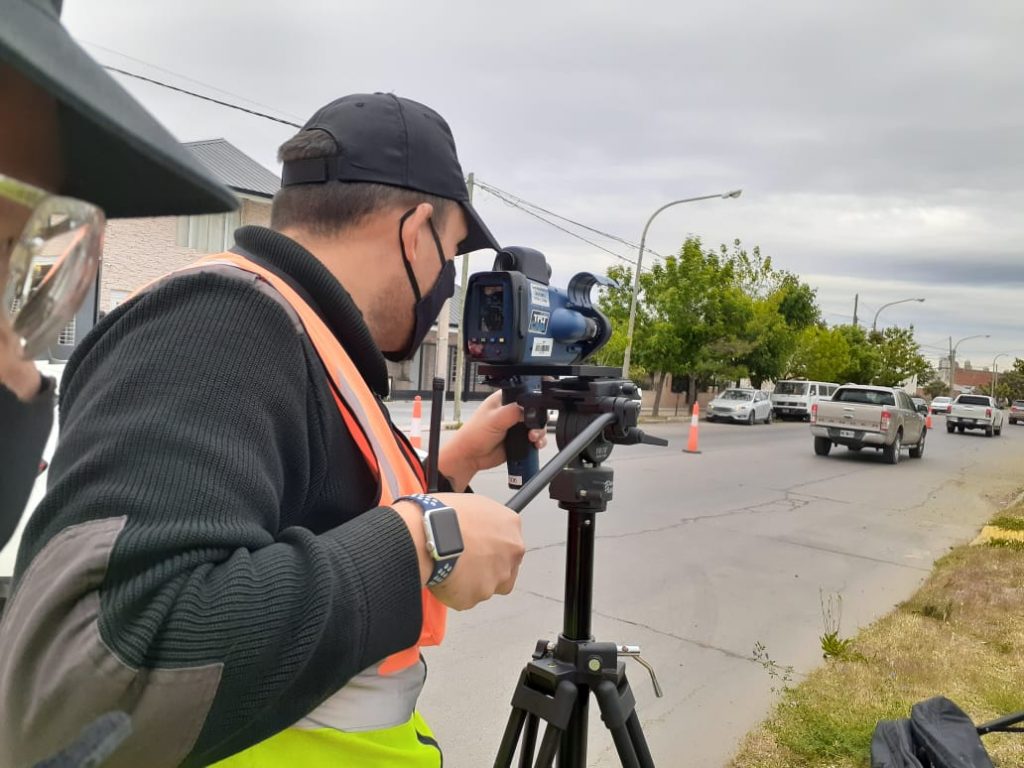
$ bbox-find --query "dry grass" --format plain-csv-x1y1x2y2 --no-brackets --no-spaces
729,499,1024,768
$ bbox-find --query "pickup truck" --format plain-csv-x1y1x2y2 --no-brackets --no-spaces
810,384,927,464
947,394,1004,436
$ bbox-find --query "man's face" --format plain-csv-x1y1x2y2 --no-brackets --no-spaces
0,64,62,284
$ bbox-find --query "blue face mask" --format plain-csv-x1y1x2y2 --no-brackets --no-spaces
384,208,456,362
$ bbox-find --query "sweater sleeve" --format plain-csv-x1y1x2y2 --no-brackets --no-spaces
2,273,424,767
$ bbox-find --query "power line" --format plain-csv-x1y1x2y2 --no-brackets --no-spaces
475,178,666,261
101,65,302,128
477,184,638,267
82,40,307,123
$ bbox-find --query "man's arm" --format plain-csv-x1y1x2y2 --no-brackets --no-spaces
0,273,425,768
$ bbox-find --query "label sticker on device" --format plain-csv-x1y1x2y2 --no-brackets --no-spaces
532,337,553,357
528,310,550,335
530,282,550,308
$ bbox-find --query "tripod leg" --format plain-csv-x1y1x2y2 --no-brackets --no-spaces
495,705,528,768
594,680,642,768
535,722,562,768
625,711,655,768
519,714,539,768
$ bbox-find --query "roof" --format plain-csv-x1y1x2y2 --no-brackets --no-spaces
183,139,279,198
952,366,993,389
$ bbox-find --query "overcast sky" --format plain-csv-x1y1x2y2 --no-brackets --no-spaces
65,0,1024,369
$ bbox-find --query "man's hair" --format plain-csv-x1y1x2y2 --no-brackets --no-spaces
271,129,453,235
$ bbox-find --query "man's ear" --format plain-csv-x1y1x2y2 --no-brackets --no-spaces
399,202,435,263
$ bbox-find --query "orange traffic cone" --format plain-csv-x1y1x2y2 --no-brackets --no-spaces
926,406,933,430
683,402,702,454
409,395,423,449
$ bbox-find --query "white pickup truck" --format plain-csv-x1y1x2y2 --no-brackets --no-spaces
947,394,1004,437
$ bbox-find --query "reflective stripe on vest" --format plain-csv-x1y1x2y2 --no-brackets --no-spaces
150,254,447,754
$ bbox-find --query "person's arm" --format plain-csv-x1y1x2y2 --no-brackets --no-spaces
0,273,425,768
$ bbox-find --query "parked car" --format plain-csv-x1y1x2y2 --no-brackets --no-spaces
810,384,926,464
947,394,1004,436
1010,400,1024,425
771,379,839,420
707,388,773,425
929,396,953,415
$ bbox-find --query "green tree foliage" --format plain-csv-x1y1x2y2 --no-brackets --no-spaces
923,377,951,399
788,325,851,382
871,326,934,387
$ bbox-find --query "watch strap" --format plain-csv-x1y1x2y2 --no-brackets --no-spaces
395,493,460,587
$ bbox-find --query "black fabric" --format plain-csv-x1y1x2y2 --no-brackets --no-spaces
2,0,235,216
911,697,994,768
0,377,53,551
281,92,500,254
871,719,925,767
14,229,425,766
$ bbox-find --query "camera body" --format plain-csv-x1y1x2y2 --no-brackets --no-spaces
464,246,613,367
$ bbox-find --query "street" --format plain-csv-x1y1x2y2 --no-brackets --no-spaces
416,413,1024,767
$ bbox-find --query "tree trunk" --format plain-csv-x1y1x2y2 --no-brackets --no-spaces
687,373,697,406
652,370,667,417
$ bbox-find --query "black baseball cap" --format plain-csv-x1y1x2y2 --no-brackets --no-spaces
281,93,500,255
1,0,237,217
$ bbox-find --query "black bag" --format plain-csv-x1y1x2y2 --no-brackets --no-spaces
870,697,996,768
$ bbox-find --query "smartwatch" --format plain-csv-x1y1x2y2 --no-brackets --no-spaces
395,494,464,587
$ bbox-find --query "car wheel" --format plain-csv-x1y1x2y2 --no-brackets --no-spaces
848,446,863,452
946,423,955,434
910,429,926,458
765,409,773,425
957,425,965,433
986,426,993,437
883,431,902,465
814,436,832,456
747,411,755,426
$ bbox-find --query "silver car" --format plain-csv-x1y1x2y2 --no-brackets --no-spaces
706,388,773,425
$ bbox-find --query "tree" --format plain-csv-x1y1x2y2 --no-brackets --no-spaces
871,326,932,387
923,377,951,399
833,324,880,384
789,325,851,382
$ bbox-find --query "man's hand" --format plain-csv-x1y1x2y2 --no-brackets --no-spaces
395,493,525,611
438,391,547,490
0,313,41,401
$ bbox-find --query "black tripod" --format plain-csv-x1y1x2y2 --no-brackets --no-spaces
482,369,667,768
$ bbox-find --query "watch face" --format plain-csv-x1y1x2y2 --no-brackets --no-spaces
428,507,464,559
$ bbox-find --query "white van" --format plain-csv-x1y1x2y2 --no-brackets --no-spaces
771,379,840,420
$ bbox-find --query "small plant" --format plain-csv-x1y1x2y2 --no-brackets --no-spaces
915,602,953,622
987,538,1024,551
819,590,857,660
752,641,794,693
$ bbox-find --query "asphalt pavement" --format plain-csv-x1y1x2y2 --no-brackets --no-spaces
417,414,1024,767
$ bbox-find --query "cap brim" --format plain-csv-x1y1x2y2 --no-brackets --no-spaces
1,2,237,218
457,199,501,254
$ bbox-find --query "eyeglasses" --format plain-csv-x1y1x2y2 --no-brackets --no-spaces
1,174,104,359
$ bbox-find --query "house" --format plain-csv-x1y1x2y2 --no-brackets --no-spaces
47,138,486,399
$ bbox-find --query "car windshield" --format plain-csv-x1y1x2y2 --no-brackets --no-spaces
1014,401,1024,408
720,390,753,401
775,382,807,395
832,388,895,406
957,395,990,406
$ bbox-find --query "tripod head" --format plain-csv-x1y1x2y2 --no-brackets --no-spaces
478,364,667,498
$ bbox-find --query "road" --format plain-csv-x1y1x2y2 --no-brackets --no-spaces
5,393,1022,766
417,414,1024,767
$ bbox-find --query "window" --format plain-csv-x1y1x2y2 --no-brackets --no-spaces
57,316,76,346
833,388,895,406
957,395,991,406
775,381,808,395
176,210,242,253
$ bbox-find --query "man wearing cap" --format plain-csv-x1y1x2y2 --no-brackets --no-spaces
0,1,235,546
0,88,535,767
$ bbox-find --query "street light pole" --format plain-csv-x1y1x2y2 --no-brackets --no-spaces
949,333,991,394
993,353,1010,394
871,297,925,332
622,189,743,380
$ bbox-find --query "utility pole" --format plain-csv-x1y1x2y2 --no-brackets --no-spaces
948,336,954,395
853,293,859,326
452,173,475,425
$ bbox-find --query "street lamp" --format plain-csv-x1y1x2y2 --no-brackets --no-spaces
993,353,1011,394
871,297,925,332
949,333,990,393
622,189,743,379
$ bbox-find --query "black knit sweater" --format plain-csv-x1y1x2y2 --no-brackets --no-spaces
14,226,425,765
